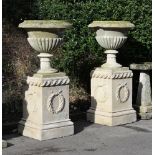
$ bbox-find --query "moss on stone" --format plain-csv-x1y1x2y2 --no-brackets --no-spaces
130,62,152,70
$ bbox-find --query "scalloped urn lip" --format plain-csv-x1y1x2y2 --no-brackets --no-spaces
18,20,73,29
88,21,135,29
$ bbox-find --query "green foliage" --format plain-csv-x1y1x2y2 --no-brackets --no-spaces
31,0,151,89
4,0,152,85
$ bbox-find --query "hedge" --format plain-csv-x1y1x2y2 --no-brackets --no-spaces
3,0,152,87
31,0,152,88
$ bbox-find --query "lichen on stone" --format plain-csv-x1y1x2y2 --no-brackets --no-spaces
88,21,135,29
19,20,72,29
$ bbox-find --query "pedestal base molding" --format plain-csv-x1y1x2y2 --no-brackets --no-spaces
87,108,136,126
18,119,73,141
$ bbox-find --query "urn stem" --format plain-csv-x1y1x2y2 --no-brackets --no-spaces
37,53,57,73
101,50,122,68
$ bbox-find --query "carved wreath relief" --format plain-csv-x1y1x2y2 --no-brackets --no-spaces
116,82,130,103
47,90,65,114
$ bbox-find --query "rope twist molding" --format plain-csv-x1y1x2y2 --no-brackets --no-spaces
27,77,70,87
92,72,133,79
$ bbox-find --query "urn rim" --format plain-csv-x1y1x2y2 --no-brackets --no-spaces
19,20,72,29
88,21,135,29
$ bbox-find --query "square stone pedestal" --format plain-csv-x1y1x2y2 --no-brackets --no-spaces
87,67,137,126
18,73,74,140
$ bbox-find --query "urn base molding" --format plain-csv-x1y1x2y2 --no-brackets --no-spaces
18,73,74,140
87,67,137,126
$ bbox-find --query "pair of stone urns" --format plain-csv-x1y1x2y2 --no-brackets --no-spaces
18,20,137,141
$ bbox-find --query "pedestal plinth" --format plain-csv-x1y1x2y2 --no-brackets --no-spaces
18,73,74,140
87,67,136,126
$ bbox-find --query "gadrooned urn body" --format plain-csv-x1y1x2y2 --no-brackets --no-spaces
88,21,135,50
19,20,72,53
88,21,135,68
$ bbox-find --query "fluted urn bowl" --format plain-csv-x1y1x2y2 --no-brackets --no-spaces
27,38,63,53
95,31,127,50
19,20,72,53
88,21,134,50
19,20,72,73
88,21,135,68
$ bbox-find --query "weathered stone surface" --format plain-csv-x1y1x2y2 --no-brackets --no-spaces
87,67,136,126
137,72,151,106
2,140,7,148
19,20,72,29
88,21,135,29
130,62,152,70
18,74,74,140
130,62,152,119
136,72,152,119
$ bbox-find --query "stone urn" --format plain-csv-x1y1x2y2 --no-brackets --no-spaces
88,21,135,68
87,21,137,126
18,20,74,140
19,20,72,74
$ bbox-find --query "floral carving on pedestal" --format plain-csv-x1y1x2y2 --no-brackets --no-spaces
116,83,130,103
47,90,65,114
94,84,108,103
25,90,38,113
